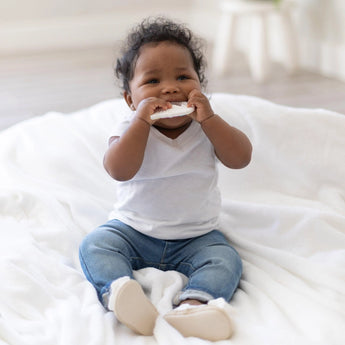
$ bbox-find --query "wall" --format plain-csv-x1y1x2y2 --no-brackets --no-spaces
293,0,345,80
0,0,345,81
0,0,198,54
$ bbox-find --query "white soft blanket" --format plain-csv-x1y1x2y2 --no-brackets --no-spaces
0,93,344,345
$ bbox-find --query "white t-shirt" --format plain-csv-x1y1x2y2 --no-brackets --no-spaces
109,114,221,240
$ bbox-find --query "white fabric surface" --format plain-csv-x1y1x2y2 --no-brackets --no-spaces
0,93,344,345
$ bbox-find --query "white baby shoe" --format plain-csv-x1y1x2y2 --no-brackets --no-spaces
108,277,159,336
164,298,233,341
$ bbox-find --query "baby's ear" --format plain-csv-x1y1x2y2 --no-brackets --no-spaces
124,91,135,110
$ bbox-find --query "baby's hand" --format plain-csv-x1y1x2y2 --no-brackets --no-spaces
187,90,215,124
135,97,172,125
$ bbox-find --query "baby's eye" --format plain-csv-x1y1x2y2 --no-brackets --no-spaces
177,75,189,81
147,79,159,84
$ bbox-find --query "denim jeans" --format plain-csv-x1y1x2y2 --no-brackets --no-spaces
79,219,242,308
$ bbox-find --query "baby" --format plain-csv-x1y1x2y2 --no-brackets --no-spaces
79,17,252,341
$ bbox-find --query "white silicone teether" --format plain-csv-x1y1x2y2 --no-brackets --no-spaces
150,102,195,120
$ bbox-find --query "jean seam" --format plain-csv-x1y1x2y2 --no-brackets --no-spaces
79,250,98,288
160,241,169,265
179,261,195,271
130,256,163,268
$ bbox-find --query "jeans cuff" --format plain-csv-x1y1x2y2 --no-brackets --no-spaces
173,289,214,306
101,287,111,310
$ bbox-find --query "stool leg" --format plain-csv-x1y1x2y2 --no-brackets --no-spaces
280,10,298,74
212,12,238,77
249,13,269,82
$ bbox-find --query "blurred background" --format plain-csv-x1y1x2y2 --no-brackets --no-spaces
0,0,344,130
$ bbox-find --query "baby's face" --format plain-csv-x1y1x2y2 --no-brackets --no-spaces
126,41,201,128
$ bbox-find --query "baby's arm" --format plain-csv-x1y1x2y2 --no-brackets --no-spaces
103,97,171,181
188,90,252,169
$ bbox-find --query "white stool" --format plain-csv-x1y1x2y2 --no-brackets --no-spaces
212,0,298,82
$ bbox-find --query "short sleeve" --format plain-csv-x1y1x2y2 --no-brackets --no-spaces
108,112,134,138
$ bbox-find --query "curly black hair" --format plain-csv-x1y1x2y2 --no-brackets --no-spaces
115,17,207,93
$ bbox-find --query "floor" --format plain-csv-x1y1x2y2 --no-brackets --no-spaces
1,46,345,131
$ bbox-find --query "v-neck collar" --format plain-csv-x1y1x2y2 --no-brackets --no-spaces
151,120,200,144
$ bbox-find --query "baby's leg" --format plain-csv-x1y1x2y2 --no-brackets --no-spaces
79,219,159,335
173,229,242,305
164,230,242,341
79,219,136,305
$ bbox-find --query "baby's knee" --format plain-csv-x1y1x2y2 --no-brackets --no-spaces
79,228,109,257
79,226,133,261
208,244,242,278
79,232,95,260
223,245,242,273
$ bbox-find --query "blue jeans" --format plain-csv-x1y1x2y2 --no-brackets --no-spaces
79,219,242,308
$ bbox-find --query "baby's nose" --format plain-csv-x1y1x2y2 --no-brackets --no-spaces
162,81,179,94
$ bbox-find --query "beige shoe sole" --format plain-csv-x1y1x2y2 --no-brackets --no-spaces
164,305,233,341
112,279,158,336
